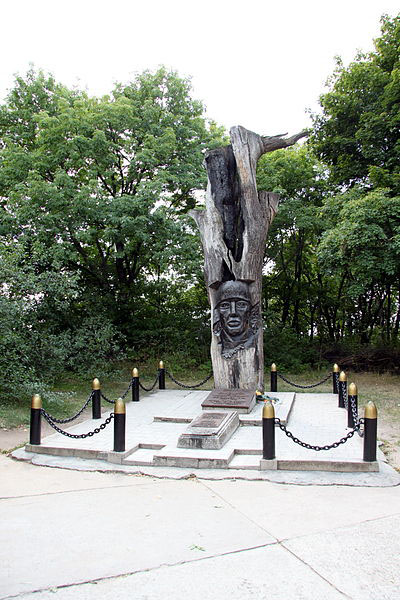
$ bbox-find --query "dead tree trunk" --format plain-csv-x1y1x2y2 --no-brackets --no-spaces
190,125,307,390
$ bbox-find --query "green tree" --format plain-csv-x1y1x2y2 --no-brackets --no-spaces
0,67,224,399
311,14,400,194
317,188,400,344
257,145,329,338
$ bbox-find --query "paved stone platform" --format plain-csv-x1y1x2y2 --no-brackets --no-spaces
14,390,394,481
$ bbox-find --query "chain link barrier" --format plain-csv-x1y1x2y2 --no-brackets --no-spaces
274,417,364,451
139,375,159,392
334,372,340,393
341,380,349,410
41,409,114,439
165,370,213,389
101,380,133,404
277,372,332,389
39,391,95,424
339,380,364,437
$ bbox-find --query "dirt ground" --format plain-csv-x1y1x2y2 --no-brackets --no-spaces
1,408,399,472
0,409,92,453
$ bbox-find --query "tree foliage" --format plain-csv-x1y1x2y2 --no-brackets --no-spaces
0,67,223,400
311,14,400,194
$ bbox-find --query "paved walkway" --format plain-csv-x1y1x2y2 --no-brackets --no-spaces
3,390,400,598
1,453,399,599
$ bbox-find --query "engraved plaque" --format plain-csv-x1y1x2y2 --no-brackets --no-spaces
191,412,226,429
202,389,255,413
177,410,239,449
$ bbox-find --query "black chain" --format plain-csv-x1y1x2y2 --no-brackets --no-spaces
101,380,133,404
139,374,159,392
340,380,348,410
277,372,331,389
274,417,362,451
349,394,364,437
165,370,213,389
40,391,95,424
334,372,340,392
41,409,114,439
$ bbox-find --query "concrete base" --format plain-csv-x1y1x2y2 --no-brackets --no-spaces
19,390,386,475
260,458,278,470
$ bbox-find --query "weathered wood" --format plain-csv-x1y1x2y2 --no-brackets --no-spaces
190,125,307,390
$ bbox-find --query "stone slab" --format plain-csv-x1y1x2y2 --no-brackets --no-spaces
177,411,239,449
277,459,379,472
239,392,295,425
201,389,255,413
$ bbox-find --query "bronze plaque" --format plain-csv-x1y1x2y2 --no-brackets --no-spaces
191,412,227,429
202,389,254,410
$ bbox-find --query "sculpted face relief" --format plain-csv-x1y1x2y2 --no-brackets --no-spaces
213,281,259,359
218,299,250,336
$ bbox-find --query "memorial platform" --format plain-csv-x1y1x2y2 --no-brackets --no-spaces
14,389,390,480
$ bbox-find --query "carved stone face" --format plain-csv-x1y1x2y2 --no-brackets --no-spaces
218,298,251,337
213,281,259,359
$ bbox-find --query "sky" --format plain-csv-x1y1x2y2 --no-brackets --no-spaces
1,0,399,136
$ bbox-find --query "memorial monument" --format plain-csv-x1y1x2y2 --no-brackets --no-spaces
191,126,306,391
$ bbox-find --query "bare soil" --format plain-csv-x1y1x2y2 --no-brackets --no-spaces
0,409,93,453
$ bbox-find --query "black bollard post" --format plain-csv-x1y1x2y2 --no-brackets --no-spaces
132,368,140,402
92,378,101,419
270,363,277,393
363,401,378,462
262,401,276,460
113,398,126,452
30,394,42,445
158,360,166,390
347,382,358,428
333,364,340,394
338,371,347,408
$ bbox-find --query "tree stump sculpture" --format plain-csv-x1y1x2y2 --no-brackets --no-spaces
190,126,306,390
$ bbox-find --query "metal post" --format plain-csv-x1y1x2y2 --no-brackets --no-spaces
262,401,276,459
363,401,377,462
270,363,277,393
158,360,166,390
30,394,42,445
92,378,101,419
338,371,347,408
347,382,358,428
132,368,140,402
333,363,340,394
113,398,126,452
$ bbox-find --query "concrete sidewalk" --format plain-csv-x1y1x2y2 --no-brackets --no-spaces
1,454,399,599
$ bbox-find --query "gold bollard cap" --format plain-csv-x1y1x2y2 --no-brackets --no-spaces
159,360,164,369
348,382,357,396
339,371,347,382
263,400,275,419
114,397,126,414
92,378,101,390
364,401,377,419
31,394,42,409
132,367,139,378
333,363,340,372
271,363,277,372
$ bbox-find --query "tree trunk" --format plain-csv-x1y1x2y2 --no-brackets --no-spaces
190,125,306,390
